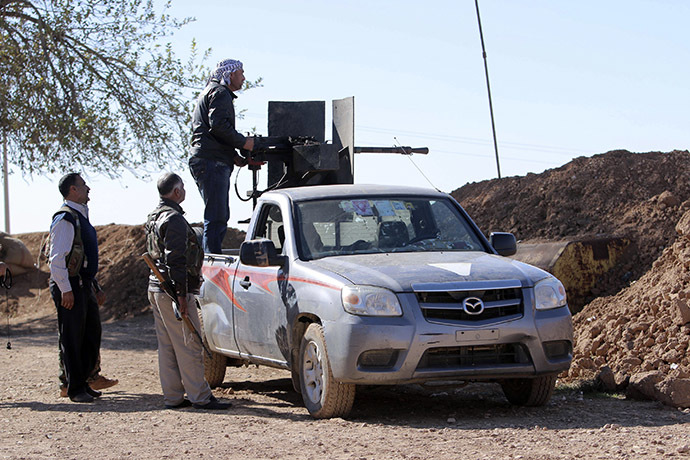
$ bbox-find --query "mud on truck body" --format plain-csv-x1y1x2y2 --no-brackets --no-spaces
195,98,573,418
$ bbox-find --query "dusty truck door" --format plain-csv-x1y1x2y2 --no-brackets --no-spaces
233,203,291,365
198,254,241,353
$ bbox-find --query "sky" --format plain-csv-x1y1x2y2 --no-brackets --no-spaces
6,0,690,234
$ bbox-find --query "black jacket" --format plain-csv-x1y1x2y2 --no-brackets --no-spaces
146,199,204,296
189,79,247,166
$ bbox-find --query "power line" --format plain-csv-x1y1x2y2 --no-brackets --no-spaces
357,140,573,168
357,126,590,157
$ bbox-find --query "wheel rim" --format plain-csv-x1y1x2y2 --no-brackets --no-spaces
302,340,324,404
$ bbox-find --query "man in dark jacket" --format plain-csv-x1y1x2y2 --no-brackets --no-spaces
145,172,231,410
188,58,255,254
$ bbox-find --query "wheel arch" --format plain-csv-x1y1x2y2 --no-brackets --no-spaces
290,313,321,367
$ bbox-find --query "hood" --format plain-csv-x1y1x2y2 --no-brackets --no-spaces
308,251,551,292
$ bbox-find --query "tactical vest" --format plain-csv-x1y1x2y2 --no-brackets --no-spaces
48,205,85,277
145,205,203,282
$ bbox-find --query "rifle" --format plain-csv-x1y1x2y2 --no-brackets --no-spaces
141,253,212,359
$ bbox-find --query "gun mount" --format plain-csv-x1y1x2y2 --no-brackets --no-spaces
239,97,428,207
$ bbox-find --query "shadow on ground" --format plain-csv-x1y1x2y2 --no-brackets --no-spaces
215,371,687,430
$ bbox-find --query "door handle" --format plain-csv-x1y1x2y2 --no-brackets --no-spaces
239,276,251,290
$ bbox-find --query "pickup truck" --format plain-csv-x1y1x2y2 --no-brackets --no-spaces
197,184,573,418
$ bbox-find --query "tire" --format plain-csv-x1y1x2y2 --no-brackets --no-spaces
299,323,355,418
198,309,226,388
501,374,557,406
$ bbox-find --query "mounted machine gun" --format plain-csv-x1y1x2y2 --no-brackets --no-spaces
237,97,428,208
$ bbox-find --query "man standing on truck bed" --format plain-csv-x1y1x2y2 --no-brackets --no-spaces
188,58,255,254
145,172,231,410
48,173,108,403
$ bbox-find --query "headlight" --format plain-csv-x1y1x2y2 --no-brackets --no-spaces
341,286,402,316
534,277,568,310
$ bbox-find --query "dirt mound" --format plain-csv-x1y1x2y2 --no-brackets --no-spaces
565,209,690,407
453,149,690,407
453,149,690,305
6,224,246,323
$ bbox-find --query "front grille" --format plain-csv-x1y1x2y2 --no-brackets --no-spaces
417,287,523,323
417,343,532,370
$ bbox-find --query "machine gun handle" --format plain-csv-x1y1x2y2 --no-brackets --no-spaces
239,149,265,170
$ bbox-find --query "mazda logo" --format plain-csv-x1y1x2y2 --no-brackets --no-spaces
463,297,484,315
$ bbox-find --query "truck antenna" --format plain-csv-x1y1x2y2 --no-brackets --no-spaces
393,137,441,192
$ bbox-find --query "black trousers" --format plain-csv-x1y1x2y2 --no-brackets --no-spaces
50,277,102,397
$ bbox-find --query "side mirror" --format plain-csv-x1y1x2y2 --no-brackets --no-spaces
490,232,517,257
240,239,286,267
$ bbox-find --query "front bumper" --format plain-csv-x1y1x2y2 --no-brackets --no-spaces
323,292,573,385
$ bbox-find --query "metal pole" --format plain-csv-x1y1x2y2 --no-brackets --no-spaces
474,0,502,179
2,136,8,233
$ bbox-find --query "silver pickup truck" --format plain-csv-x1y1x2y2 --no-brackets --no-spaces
197,184,573,418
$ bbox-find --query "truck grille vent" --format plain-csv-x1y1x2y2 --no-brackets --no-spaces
416,288,524,323
417,343,531,369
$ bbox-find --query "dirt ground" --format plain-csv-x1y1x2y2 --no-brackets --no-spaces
1,315,689,460
2,149,690,459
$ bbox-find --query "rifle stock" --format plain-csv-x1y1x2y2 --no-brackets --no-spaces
141,253,212,359
142,252,182,320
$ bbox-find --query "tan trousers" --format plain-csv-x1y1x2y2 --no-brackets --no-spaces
148,291,212,406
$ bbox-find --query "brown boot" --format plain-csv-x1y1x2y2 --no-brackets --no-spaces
59,384,68,398
88,374,119,391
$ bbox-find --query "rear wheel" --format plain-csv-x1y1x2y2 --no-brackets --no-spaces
198,310,227,388
501,374,557,406
299,323,355,418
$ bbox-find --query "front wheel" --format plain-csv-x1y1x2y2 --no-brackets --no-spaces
299,323,355,418
500,374,557,406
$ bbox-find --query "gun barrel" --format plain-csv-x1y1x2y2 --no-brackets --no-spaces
354,146,429,155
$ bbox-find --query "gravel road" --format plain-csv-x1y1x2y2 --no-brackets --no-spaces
1,315,689,460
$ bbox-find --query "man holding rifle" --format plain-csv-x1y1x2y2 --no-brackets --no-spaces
145,172,231,410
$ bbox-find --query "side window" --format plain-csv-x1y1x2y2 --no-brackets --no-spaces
429,200,484,250
254,204,284,254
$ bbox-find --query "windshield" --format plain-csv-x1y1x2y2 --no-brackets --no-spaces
294,196,487,260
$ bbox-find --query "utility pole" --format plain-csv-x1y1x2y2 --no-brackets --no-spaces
474,0,502,179
2,135,9,234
